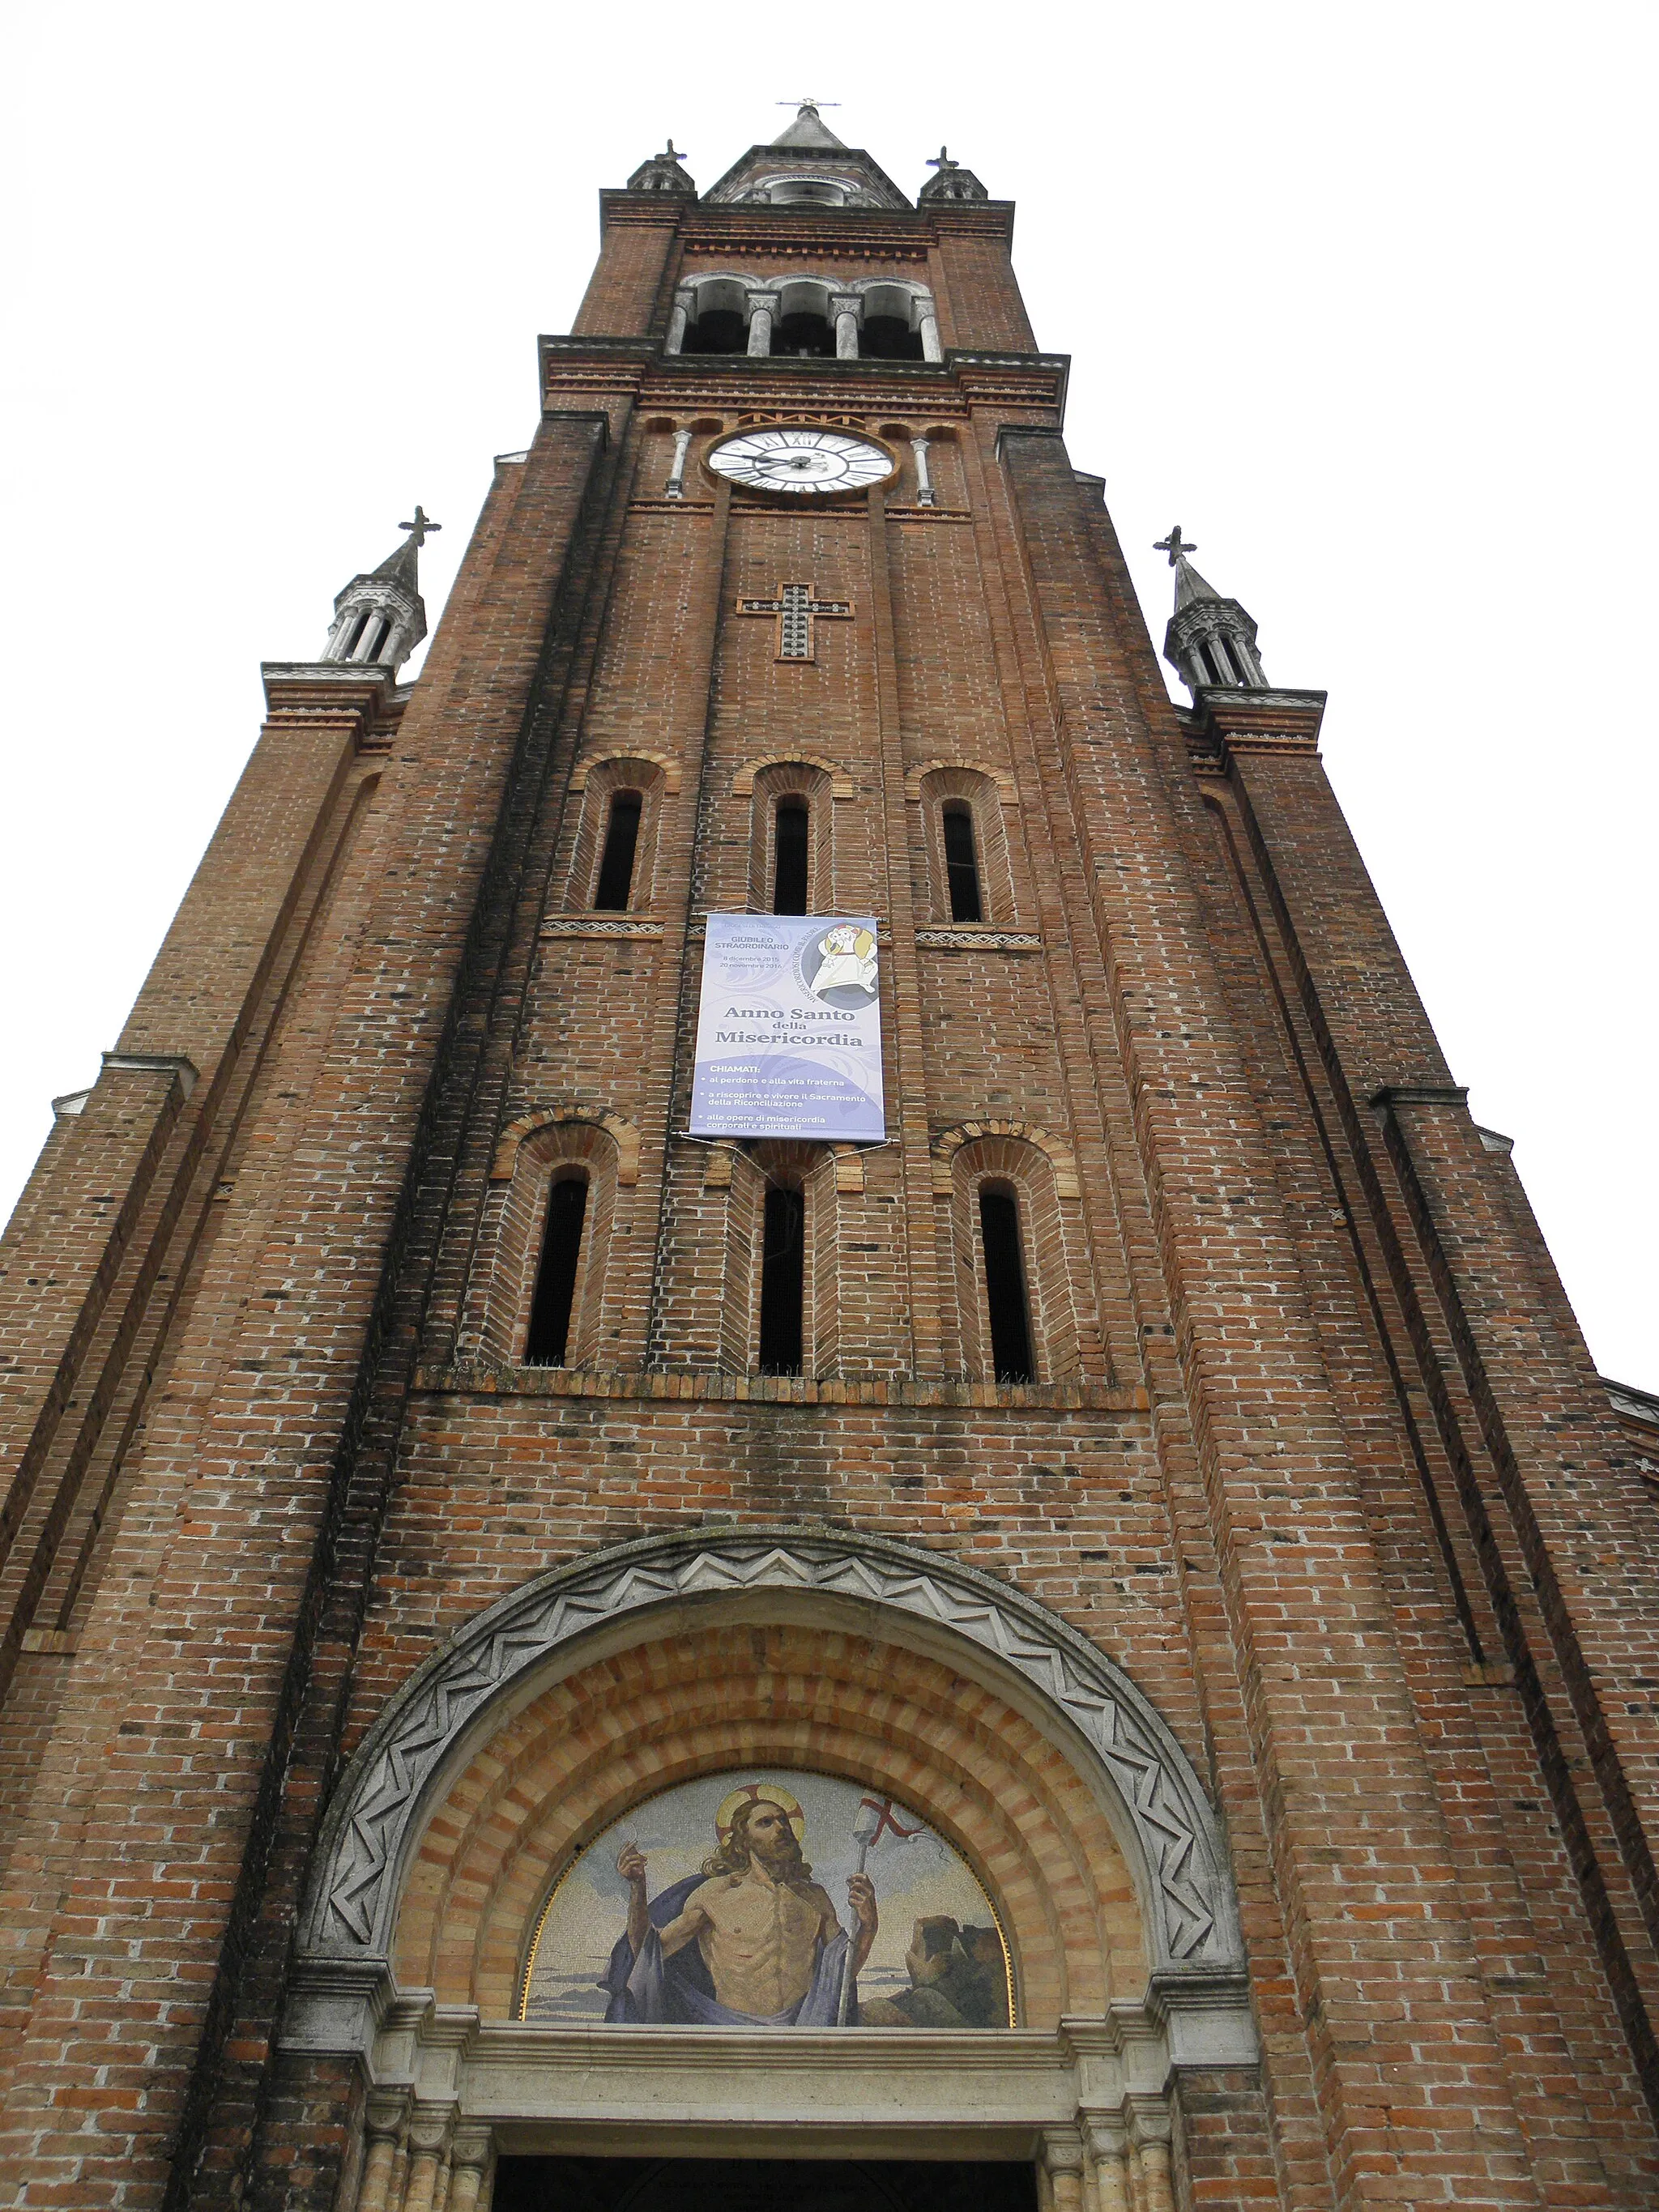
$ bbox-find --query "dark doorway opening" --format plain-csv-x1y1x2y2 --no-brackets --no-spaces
494,2157,1040,2212
772,797,810,914
594,791,642,911
525,1175,588,1366
684,309,747,353
775,309,835,357
941,802,983,923
757,1183,806,1375
979,1185,1034,1383
860,314,924,360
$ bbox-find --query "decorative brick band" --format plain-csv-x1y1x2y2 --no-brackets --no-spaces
917,929,1040,953
298,1529,1239,1979
410,1363,1147,1410
538,918,664,940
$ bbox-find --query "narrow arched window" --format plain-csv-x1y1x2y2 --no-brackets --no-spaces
526,1175,589,1365
594,791,643,911
979,1185,1034,1383
772,798,809,914
758,1183,805,1375
941,803,983,923
341,609,370,658
363,615,390,663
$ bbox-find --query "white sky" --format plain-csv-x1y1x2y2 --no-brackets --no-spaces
3,2,1653,1386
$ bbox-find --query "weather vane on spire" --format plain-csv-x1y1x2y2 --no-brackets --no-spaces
399,506,442,550
1154,525,1196,566
778,96,840,112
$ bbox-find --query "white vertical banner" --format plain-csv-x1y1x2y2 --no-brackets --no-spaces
689,914,885,1142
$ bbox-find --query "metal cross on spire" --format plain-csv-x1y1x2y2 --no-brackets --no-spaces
1154,525,1196,566
399,506,442,550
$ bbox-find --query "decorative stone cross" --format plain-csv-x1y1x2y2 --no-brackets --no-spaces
399,505,442,549
736,581,853,662
927,147,960,173
1154,525,1196,565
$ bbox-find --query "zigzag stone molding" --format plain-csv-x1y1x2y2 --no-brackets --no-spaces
299,1530,1240,1976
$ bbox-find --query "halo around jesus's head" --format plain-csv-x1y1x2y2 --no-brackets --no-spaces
715,1779,807,1847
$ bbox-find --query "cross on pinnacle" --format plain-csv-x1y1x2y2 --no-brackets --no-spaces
657,140,686,164
399,505,442,550
1154,525,1196,566
927,147,960,173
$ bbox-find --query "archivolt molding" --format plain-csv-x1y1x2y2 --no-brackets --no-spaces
905,758,1018,804
299,1529,1240,1985
569,748,681,795
932,1119,1081,1200
732,752,854,800
489,1106,641,1186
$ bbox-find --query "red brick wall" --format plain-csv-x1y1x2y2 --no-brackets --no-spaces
2,156,1657,2212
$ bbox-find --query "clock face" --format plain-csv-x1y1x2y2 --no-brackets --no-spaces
706,426,895,497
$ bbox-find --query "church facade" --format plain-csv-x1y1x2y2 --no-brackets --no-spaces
2,105,1657,2212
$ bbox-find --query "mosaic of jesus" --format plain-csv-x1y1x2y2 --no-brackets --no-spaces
520,1771,1014,2028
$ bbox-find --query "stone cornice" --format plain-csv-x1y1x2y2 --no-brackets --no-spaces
1185,687,1328,760
539,339,1068,421
259,662,405,747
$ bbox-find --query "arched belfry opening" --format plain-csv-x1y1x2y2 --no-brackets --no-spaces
288,1533,1253,2212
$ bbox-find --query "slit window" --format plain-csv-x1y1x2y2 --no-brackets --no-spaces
342,610,370,657
979,1185,1034,1383
772,798,809,914
757,1183,805,1375
526,1175,589,1366
594,792,643,910
941,803,984,923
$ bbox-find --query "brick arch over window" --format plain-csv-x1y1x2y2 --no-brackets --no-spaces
933,1124,1090,1382
458,1107,641,1364
296,1531,1247,2018
744,761,838,914
563,754,671,912
912,764,1019,925
723,1140,840,1375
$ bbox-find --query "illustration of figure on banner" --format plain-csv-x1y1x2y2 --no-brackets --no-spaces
806,923,878,1001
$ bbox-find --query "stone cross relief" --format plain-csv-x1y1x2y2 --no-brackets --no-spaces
736,581,853,662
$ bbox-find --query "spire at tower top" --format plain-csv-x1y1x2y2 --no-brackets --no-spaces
1154,527,1269,692
1154,526,1226,615
772,100,847,150
320,516,433,676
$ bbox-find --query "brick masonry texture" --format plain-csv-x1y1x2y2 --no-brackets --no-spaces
0,149,1657,2212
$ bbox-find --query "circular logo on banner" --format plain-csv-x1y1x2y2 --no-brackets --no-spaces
800,923,879,1008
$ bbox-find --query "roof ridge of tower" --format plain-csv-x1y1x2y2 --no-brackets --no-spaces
770,101,847,150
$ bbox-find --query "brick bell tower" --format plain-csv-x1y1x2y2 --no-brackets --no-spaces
2,102,1658,2212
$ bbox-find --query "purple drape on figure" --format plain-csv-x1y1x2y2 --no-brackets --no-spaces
601,1873,856,2024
